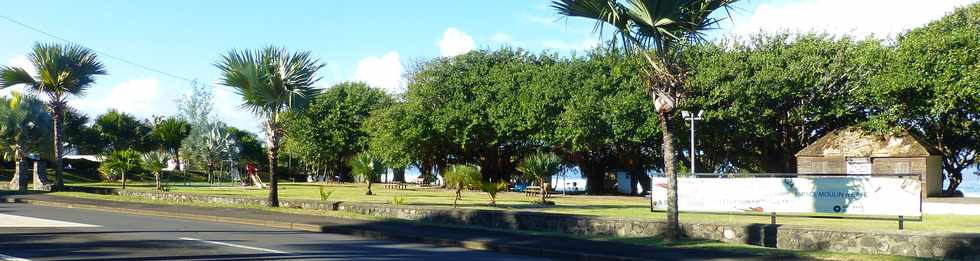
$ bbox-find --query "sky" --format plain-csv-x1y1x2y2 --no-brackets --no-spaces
0,0,976,134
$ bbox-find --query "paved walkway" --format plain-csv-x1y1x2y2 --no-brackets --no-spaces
0,193,803,261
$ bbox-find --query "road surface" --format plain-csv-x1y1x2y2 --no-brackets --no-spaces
0,203,551,260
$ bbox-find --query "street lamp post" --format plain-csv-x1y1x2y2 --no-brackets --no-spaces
680,110,703,175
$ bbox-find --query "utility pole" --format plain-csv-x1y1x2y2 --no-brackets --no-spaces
681,110,703,174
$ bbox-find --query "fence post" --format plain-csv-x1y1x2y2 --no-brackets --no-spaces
770,212,777,225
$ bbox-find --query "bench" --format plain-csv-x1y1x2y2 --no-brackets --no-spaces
524,186,551,198
383,182,408,190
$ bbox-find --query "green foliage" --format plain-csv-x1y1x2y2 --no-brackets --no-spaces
391,195,408,205
684,33,887,173
93,109,155,153
99,149,143,184
444,164,481,190
63,107,102,155
518,152,562,183
0,92,52,162
284,81,391,180
444,164,481,208
349,152,383,195
349,152,383,182
861,3,980,192
227,127,265,166
151,116,191,156
478,180,509,206
319,186,333,201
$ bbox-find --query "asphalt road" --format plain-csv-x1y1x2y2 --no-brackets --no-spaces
0,203,551,260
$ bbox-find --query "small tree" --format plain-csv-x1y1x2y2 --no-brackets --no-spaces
143,151,168,190
517,152,562,205
100,149,143,189
349,152,382,195
444,164,480,208
479,179,508,207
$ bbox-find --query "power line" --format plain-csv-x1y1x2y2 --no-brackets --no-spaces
0,14,200,85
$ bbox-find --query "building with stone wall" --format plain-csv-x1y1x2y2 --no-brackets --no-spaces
796,127,944,197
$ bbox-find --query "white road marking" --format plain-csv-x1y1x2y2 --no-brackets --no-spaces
179,237,290,255
0,253,31,261
0,214,100,228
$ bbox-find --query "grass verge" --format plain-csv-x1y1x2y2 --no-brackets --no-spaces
44,190,937,261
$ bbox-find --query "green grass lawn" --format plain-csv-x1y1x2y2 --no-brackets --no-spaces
45,190,937,261
69,181,980,234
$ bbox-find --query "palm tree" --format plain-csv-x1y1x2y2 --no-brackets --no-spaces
99,149,142,189
444,164,480,208
142,151,169,190
517,152,562,205
552,0,737,241
216,46,322,207
0,43,107,190
0,92,52,190
151,116,191,171
349,152,383,196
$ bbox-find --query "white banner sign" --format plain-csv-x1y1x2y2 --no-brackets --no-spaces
650,177,921,217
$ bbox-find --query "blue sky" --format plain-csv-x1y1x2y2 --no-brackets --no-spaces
1,0,975,134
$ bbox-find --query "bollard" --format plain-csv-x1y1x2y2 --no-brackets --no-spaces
899,215,904,230
771,212,776,225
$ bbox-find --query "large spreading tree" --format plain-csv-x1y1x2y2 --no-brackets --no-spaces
216,46,322,207
0,43,107,190
862,3,980,195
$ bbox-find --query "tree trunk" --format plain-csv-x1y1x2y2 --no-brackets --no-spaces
121,171,127,189
51,104,64,190
454,187,462,208
946,170,963,195
540,177,547,204
659,111,680,242
267,136,280,207
155,171,161,190
394,167,405,182
365,180,373,195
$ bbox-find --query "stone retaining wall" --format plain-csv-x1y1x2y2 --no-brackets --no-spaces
67,186,980,259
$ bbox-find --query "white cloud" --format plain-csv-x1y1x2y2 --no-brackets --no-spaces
352,52,405,94
731,0,977,38
540,37,601,51
211,85,263,133
72,78,172,119
438,27,475,57
491,32,514,44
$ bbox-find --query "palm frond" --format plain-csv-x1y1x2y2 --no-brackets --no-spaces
0,66,37,89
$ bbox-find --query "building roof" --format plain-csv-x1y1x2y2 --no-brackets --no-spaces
796,127,942,157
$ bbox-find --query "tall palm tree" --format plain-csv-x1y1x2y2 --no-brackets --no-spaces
0,43,107,190
0,92,52,190
216,46,322,207
552,0,737,241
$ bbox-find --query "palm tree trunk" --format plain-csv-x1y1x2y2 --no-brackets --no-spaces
659,111,680,242
267,139,280,207
366,180,373,195
155,171,161,190
51,104,64,190
121,171,127,189
540,177,547,204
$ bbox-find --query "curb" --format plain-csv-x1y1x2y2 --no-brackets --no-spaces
2,197,645,261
